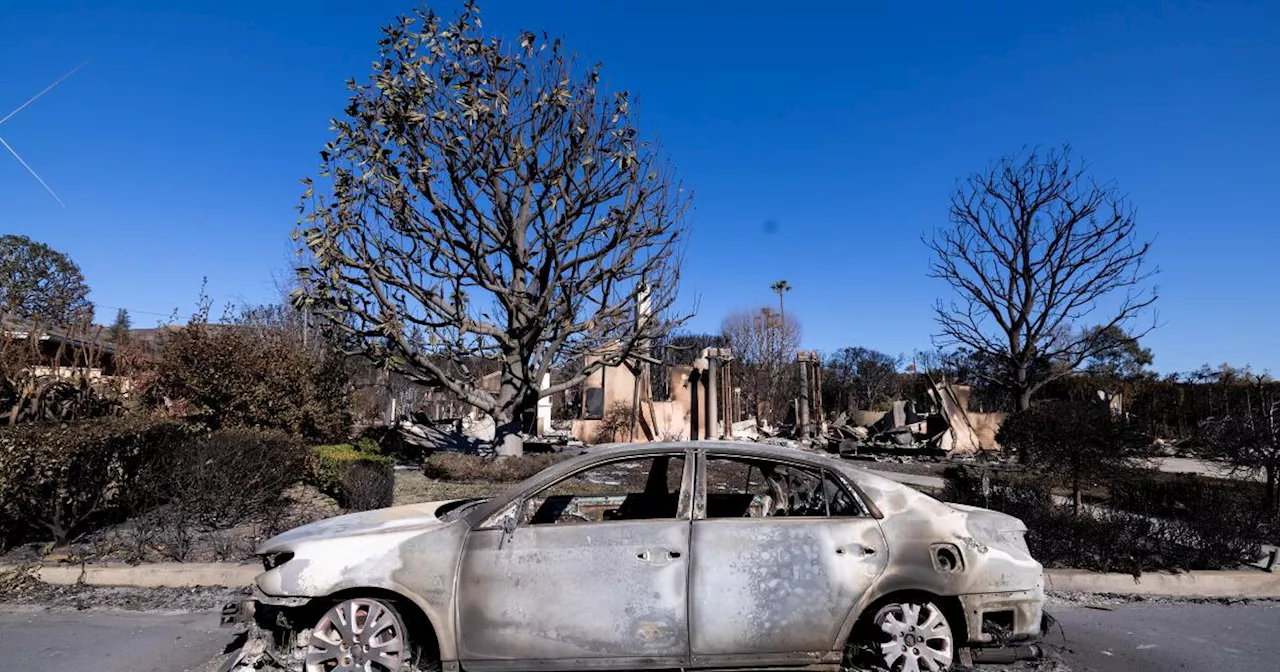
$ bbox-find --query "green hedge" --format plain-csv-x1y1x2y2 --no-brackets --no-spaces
312,444,395,511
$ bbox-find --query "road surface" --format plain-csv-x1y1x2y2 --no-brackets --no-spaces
0,606,233,672
3,599,1278,671
1051,600,1280,671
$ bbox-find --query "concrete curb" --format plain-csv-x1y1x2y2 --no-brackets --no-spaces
5,562,1277,598
1044,569,1280,598
1,562,260,588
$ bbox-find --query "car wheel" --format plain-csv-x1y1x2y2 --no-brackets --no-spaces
871,599,955,672
305,597,417,672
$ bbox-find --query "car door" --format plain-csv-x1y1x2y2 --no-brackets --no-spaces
456,450,694,671
688,451,888,666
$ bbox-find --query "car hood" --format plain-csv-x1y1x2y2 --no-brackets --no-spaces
257,499,465,554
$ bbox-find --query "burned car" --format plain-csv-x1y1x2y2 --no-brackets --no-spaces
221,441,1043,672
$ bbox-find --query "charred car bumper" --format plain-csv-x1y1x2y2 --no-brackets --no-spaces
959,583,1045,645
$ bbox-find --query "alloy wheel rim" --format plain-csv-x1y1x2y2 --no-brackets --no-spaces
874,602,954,672
305,598,406,672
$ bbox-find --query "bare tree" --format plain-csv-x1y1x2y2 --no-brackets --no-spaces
997,400,1148,515
926,145,1157,411
823,347,902,413
293,2,690,456
721,307,800,425
0,315,116,424
1204,377,1280,512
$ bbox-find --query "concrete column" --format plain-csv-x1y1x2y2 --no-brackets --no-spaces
690,358,708,440
723,360,733,436
536,372,552,436
797,356,811,439
705,353,720,439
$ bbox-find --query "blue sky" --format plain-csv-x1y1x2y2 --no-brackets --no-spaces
2,1,1277,373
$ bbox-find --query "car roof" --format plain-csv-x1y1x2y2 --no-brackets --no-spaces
472,440,917,521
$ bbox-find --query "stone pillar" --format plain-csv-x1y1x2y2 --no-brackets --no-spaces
536,372,552,436
690,357,708,440
722,360,733,437
797,355,811,439
705,352,720,440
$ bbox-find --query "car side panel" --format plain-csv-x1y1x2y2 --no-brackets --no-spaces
255,520,470,662
688,517,887,660
456,520,692,667
825,474,1045,646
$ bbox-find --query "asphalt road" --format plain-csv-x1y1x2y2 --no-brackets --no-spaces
3,600,1279,672
0,606,234,672
1050,601,1280,671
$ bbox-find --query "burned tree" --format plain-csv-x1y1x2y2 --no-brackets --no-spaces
1204,377,1280,512
926,146,1157,411
294,2,689,456
997,400,1147,515
823,347,902,414
0,318,116,425
722,307,801,425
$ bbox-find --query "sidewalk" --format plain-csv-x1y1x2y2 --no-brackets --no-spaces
7,561,1278,599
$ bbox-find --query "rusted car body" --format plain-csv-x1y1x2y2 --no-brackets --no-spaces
221,441,1043,672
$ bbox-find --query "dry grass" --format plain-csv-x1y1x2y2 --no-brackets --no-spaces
422,451,574,483
394,470,510,506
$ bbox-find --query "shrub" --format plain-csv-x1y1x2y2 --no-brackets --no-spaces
942,465,1266,573
997,400,1148,513
147,302,353,443
942,465,1052,525
144,429,310,526
594,401,636,443
312,444,395,511
357,425,426,464
1108,470,1267,569
0,416,191,548
128,428,312,561
423,451,573,483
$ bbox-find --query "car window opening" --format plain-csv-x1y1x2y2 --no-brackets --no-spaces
522,455,685,525
705,456,866,518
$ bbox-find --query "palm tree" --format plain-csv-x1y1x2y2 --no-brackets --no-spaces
770,280,792,320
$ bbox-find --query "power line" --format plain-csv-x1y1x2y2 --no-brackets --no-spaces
95,305,177,318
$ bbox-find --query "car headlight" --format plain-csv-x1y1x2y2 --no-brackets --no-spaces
262,551,294,571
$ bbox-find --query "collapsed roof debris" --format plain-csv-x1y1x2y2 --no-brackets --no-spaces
820,376,992,457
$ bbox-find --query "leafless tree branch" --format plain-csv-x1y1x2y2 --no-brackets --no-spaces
925,145,1157,410
292,2,691,454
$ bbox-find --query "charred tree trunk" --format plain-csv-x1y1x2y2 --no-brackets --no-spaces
1072,476,1083,517
1268,466,1278,514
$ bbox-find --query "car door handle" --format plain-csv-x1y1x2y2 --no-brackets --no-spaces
636,549,682,563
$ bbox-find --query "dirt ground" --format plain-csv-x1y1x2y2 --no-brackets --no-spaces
842,457,954,478
0,580,248,612
393,469,509,505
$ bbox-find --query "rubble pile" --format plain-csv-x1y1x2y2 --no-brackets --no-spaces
812,378,988,457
